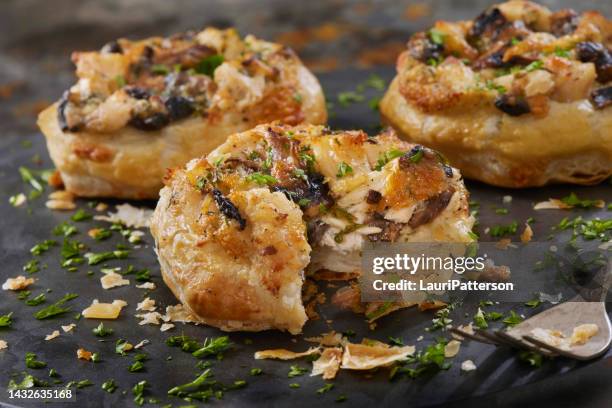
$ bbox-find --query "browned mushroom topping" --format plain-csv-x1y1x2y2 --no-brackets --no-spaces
591,87,612,110
366,190,382,205
550,9,579,37
494,94,531,116
576,42,612,83
408,188,455,229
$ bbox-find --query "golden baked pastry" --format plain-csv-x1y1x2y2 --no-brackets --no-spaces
380,0,612,188
150,123,474,333
38,28,326,199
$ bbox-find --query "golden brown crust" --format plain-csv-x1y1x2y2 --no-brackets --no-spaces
381,1,612,187
38,28,326,199
150,123,475,333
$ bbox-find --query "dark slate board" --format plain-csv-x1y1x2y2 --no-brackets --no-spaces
0,67,611,408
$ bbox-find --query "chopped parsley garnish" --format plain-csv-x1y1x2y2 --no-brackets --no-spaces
30,240,57,255
368,96,381,111
517,350,544,367
553,47,570,58
375,149,404,170
166,335,201,352
93,322,113,337
557,216,611,242
289,383,300,388
336,395,348,402
8,373,39,390
53,222,78,237
102,379,117,393
25,293,45,306
502,310,523,327
473,307,488,329
246,172,278,186
363,74,386,91
489,221,518,237
336,162,353,178
115,339,132,356
48,369,59,378
525,60,544,72
167,369,213,397
388,336,404,346
390,338,450,379
85,250,129,265
33,293,78,320
192,336,231,358
129,361,145,372
132,380,148,406
429,29,445,45
406,147,424,164
560,192,602,209
485,311,503,321
25,352,47,369
495,208,509,215
19,166,44,192
288,365,308,378
196,54,224,76
91,352,101,363
61,239,83,260
91,228,112,241
249,368,263,376
151,64,170,75
122,265,151,282
23,259,40,274
0,312,13,327
71,209,92,222
18,291,31,300
525,298,542,308
485,80,507,94
115,75,126,87
427,304,455,331
337,91,364,106
316,383,334,394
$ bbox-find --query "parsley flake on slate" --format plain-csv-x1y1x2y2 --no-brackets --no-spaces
102,379,117,393
71,209,92,222
518,350,544,367
288,365,308,378
25,352,47,369
85,250,129,265
560,192,603,209
25,293,46,306
525,298,542,308
33,293,78,320
503,311,523,327
93,322,113,337
489,221,518,237
192,336,231,358
23,259,40,273
53,222,78,237
30,240,57,255
317,383,334,394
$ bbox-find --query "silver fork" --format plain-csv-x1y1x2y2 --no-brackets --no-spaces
451,300,612,360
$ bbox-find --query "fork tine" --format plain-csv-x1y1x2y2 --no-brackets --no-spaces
521,335,586,360
473,328,506,346
449,327,497,345
495,330,557,357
